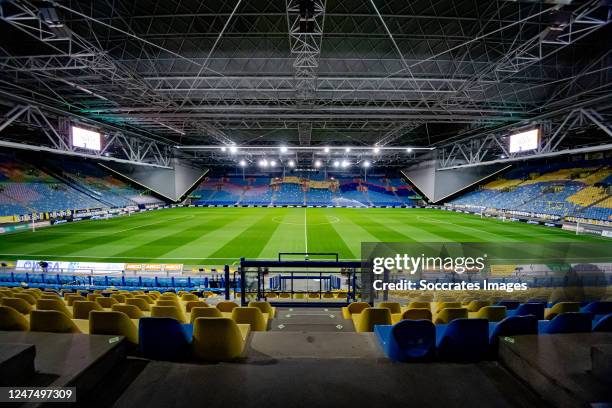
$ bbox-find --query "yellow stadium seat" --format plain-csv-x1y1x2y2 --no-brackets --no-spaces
40,293,61,300
0,305,29,331
23,289,41,299
36,298,72,318
96,297,119,309
87,293,102,302
110,294,126,304
231,307,269,331
308,293,320,299
160,293,177,299
147,291,161,299
190,306,222,324
266,293,278,299
279,293,291,299
89,311,138,344
466,300,492,312
72,301,103,319
391,308,432,324
29,310,80,333
469,306,506,322
434,302,462,314
13,293,36,305
341,301,370,319
378,302,401,314
126,298,151,312
192,317,250,361
216,301,239,313
65,295,86,306
185,301,209,313
1,297,33,315
322,293,334,299
405,301,430,311
181,293,199,302
112,304,144,319
545,302,581,320
434,307,468,324
135,294,154,305
248,301,276,318
352,307,391,332
150,305,187,323
156,299,180,308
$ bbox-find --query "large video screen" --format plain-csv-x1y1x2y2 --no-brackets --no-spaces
72,125,101,151
509,128,538,153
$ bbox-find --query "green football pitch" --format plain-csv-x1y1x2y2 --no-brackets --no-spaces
0,207,605,265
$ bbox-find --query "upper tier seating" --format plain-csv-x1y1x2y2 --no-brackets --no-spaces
449,161,612,221
0,153,163,216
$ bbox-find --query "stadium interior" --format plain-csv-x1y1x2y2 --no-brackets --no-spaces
0,0,611,407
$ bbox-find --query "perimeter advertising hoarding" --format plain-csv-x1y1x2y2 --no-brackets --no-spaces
16,260,125,274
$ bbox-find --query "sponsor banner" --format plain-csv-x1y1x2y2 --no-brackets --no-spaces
603,230,612,238
16,212,47,222
123,263,184,273
16,260,125,274
0,215,16,224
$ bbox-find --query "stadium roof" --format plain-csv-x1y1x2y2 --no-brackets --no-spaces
0,0,610,167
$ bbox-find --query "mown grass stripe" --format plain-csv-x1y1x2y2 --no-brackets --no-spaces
303,209,355,259
208,210,282,260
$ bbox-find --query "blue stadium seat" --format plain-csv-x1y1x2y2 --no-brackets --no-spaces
539,312,594,334
507,303,545,320
374,319,436,362
581,301,612,315
436,318,489,362
138,317,192,361
592,314,612,332
496,300,520,310
488,315,538,350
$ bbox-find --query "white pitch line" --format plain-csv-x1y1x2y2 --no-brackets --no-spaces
0,253,363,261
304,207,308,253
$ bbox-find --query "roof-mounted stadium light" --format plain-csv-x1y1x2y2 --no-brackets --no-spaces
406,147,413,153
288,160,295,168
341,160,349,168
333,160,340,168
239,159,247,167
363,160,371,168
314,160,322,168
270,160,277,167
259,159,268,168
229,146,238,154
220,146,227,152
324,146,330,153
345,147,351,153
280,146,288,154
373,147,380,154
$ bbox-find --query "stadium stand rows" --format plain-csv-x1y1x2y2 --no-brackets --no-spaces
0,153,162,216
191,175,418,207
450,161,612,221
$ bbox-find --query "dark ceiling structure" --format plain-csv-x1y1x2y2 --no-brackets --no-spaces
0,0,610,168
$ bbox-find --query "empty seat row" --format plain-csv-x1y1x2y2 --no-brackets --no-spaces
375,312,612,362
0,304,249,361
